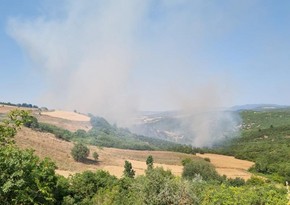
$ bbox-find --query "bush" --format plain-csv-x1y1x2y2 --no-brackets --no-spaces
71,143,89,162
146,155,154,170
92,151,99,161
69,170,117,203
204,157,211,162
226,177,246,187
182,159,221,181
123,160,135,178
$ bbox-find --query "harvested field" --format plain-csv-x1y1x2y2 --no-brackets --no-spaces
41,110,90,122
14,127,255,180
15,128,196,178
196,153,254,179
36,114,91,132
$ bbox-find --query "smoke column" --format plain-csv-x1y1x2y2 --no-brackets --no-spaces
8,0,247,145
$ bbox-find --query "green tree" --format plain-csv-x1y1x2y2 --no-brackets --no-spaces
123,160,135,178
69,170,117,204
182,159,221,181
0,109,30,145
71,143,90,162
0,110,58,204
0,147,58,204
93,151,99,161
146,155,154,170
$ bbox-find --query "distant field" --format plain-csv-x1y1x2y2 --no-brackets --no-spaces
37,114,92,132
0,104,35,114
41,110,90,122
15,127,254,179
197,153,254,180
0,105,92,132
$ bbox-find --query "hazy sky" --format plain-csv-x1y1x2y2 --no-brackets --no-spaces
1,0,290,113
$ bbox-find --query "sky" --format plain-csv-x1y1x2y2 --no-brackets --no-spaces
1,0,290,117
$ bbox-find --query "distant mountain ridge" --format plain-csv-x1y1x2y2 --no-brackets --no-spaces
230,104,290,111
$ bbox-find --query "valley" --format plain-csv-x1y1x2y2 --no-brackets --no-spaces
15,126,253,179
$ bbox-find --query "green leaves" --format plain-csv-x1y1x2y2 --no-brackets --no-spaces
0,109,30,146
182,159,221,181
123,160,135,178
0,146,57,204
71,143,90,162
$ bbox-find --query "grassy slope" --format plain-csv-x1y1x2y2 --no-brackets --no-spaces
214,108,290,182
14,127,199,178
15,127,254,179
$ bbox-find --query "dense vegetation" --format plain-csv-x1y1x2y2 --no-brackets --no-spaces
29,115,200,154
0,110,289,204
212,109,290,183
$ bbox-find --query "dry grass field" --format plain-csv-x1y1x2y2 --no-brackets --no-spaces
37,114,92,132
41,110,90,121
196,153,254,180
15,127,197,178
2,105,254,179
15,127,254,179
0,105,91,132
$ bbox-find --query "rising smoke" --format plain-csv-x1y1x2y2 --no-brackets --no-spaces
8,0,247,146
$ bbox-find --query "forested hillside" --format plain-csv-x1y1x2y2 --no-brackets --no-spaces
213,109,290,183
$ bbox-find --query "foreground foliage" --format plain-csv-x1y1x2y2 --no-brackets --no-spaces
0,110,58,204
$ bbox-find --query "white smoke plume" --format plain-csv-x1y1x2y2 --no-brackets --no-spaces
8,0,249,145
178,82,241,147
8,0,149,125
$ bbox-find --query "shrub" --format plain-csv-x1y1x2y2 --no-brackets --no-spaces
146,155,154,170
123,160,135,178
71,143,89,162
204,157,211,162
92,151,99,161
227,177,246,187
182,159,221,181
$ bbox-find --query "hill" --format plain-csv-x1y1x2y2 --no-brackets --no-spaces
2,104,289,182
212,108,290,182
1,105,288,204
15,127,254,179
131,110,240,146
